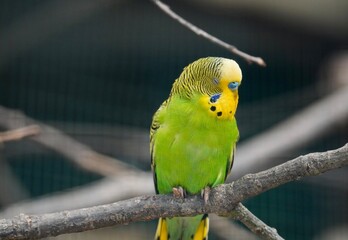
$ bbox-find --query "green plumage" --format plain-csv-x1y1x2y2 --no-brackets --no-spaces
151,57,242,240
153,93,238,194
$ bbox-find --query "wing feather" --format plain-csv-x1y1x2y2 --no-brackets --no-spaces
225,131,239,180
150,100,168,194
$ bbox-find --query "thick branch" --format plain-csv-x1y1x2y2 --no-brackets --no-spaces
0,176,259,240
1,101,347,238
151,0,266,66
0,144,347,239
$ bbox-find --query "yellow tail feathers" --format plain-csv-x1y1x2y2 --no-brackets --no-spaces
155,218,169,240
154,216,209,240
193,216,209,240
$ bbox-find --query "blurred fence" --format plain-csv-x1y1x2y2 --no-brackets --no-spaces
0,0,347,239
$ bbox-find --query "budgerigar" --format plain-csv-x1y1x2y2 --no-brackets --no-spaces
150,57,242,240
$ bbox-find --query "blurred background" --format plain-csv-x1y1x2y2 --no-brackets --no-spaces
0,0,347,239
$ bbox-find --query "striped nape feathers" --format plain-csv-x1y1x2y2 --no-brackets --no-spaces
169,57,242,99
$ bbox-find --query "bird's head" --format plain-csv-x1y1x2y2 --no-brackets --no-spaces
171,57,242,120
171,57,242,97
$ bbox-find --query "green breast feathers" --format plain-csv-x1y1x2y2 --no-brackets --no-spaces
151,57,242,240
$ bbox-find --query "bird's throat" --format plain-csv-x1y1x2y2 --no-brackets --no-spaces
200,90,238,120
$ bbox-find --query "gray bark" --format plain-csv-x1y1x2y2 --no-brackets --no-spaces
0,144,347,240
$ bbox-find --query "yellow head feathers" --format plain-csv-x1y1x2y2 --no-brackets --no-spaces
219,58,242,90
170,57,242,98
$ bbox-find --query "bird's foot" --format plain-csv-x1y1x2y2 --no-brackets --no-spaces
201,186,211,204
172,186,186,198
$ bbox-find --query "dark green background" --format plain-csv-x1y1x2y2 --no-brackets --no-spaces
0,0,347,239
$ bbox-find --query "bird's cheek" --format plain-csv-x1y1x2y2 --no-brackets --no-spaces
233,93,239,105
231,94,239,112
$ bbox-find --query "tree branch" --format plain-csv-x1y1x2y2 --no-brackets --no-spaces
1,144,346,239
0,175,257,240
231,203,284,240
151,0,266,66
0,125,39,205
1,104,347,238
0,109,254,239
232,84,348,179
0,106,135,176
0,125,40,143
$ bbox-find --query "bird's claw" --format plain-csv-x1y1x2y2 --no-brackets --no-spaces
201,186,211,204
172,186,186,198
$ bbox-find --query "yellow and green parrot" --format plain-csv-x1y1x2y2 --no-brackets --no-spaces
150,57,242,240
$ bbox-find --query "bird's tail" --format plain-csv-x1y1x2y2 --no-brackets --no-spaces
155,214,209,240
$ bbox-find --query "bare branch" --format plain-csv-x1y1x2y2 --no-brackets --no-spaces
0,106,135,176
0,125,40,205
0,108,276,239
0,174,256,240
1,102,347,238
0,125,40,143
232,84,348,179
0,144,346,240
231,203,284,240
151,0,266,66
0,104,345,238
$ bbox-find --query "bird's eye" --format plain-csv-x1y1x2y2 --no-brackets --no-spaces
212,78,219,85
228,81,239,90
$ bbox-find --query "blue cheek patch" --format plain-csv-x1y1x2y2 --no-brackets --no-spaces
210,93,221,103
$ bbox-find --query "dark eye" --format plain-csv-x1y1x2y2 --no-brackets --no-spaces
228,81,239,90
212,78,219,84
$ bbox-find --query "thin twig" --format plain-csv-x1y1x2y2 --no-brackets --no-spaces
231,203,284,240
151,0,266,66
0,125,41,143
0,144,347,239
